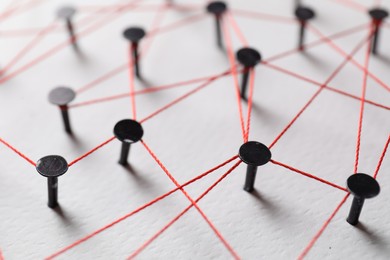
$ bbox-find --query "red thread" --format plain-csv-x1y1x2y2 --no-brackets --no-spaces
265,23,368,63
0,0,45,22
141,140,239,259
232,9,297,24
354,25,374,173
0,0,144,84
269,31,372,149
222,16,246,141
139,69,232,123
46,155,239,259
0,137,36,166
263,62,390,111
2,20,59,73
271,160,348,192
244,68,255,142
68,136,116,167
330,0,367,12
71,70,237,108
75,13,206,95
76,63,128,94
227,12,249,46
308,24,390,92
297,194,350,259
128,160,242,259
373,134,390,179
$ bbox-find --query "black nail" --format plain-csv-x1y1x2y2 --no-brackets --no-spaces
236,48,261,101
368,8,388,55
346,173,380,226
295,6,315,51
57,6,77,46
123,27,146,79
36,155,68,208
239,141,272,192
206,1,228,49
114,119,144,166
48,86,76,134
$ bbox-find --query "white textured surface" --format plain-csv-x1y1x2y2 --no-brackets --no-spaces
0,0,389,259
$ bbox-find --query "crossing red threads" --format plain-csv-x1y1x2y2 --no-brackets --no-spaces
46,155,239,259
262,62,390,111
68,136,116,167
75,13,205,95
308,24,390,92
139,69,231,123
232,9,296,24
227,12,248,46
222,17,246,141
128,44,137,119
71,69,238,108
297,193,350,260
128,160,242,260
354,26,374,174
265,23,368,63
2,20,59,73
0,0,44,22
140,4,168,55
269,31,372,149
140,140,239,259
0,137,35,166
244,68,255,142
270,160,348,192
71,69,240,108
373,134,390,179
0,0,143,84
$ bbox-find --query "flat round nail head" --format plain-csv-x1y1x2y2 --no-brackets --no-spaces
236,48,262,67
123,27,146,42
369,8,389,21
114,119,144,143
48,87,76,106
36,155,69,178
57,6,76,19
239,141,271,166
347,173,380,199
206,1,227,15
295,7,315,21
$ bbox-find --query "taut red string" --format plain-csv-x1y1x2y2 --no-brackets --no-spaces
271,160,348,192
127,160,242,259
68,136,116,167
373,134,390,179
268,30,373,149
0,137,36,166
354,25,375,173
297,193,350,259
46,155,239,259
141,140,240,259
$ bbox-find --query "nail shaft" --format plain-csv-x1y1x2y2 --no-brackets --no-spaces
119,142,131,165
347,196,364,225
60,105,72,134
132,42,141,78
47,177,58,208
298,21,306,50
215,15,223,48
243,165,257,192
240,67,250,100
371,22,380,55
